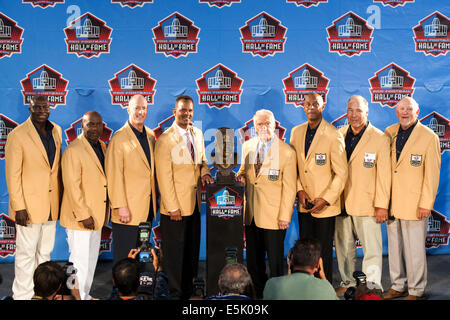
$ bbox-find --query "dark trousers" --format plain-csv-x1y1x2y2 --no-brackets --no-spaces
298,212,335,283
160,204,201,300
245,220,286,299
112,207,153,266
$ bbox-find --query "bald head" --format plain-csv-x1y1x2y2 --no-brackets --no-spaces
82,111,103,144
128,95,148,131
395,97,420,129
347,95,369,133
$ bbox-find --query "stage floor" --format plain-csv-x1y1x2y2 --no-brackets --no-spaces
0,255,449,300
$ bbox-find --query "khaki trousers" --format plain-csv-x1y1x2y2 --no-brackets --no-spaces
335,215,383,289
12,221,56,300
387,218,428,296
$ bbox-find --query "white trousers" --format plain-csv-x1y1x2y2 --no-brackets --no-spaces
335,215,383,289
12,221,57,300
66,229,102,300
387,218,428,296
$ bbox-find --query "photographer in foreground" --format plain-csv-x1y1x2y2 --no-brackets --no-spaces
110,247,169,300
263,238,338,300
205,263,255,300
32,261,81,300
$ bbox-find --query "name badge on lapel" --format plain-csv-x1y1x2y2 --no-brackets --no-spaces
410,154,422,167
315,153,326,166
268,169,280,181
364,153,376,168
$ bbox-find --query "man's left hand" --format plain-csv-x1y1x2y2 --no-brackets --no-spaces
417,208,431,220
278,220,289,230
307,198,328,214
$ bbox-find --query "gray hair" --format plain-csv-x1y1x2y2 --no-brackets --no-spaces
253,109,275,128
218,263,254,296
347,95,368,111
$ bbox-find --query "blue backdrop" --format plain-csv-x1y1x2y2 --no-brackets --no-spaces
0,0,448,263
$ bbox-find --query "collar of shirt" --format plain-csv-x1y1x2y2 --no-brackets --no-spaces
128,121,147,138
347,121,368,139
398,119,418,135
175,122,196,151
32,120,54,137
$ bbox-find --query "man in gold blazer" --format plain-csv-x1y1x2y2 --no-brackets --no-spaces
237,109,297,299
60,111,110,300
105,95,157,265
155,95,213,300
5,96,62,300
333,95,391,296
383,97,441,300
289,93,348,282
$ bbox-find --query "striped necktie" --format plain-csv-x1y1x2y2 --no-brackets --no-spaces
186,132,195,161
254,145,264,176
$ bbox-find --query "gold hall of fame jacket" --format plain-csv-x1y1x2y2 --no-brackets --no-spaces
237,136,297,230
5,117,62,224
385,121,441,221
338,123,391,217
155,123,211,217
105,122,157,226
60,135,110,231
290,119,348,218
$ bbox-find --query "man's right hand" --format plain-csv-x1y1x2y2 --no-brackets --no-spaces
80,216,95,230
118,207,131,224
15,210,30,226
297,190,311,209
170,209,182,221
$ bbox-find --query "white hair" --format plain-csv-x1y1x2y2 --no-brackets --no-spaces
397,96,419,112
253,109,275,128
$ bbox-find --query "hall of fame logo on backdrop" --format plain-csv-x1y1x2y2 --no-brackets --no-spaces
240,12,287,58
152,12,200,58
20,65,69,108
282,63,330,108
22,0,64,8
109,64,157,108
208,187,243,220
153,115,175,139
420,112,450,153
111,0,153,8
99,225,113,255
373,0,414,7
199,0,241,8
0,114,18,160
327,12,374,57
426,210,450,249
286,0,327,7
331,114,349,129
64,118,114,145
0,13,24,59
196,64,243,109
64,12,113,59
238,118,286,143
368,63,415,108
413,11,450,57
0,213,16,258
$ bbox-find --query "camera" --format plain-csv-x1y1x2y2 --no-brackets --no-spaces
57,262,77,296
225,246,237,265
192,277,205,298
137,222,159,263
344,271,383,300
